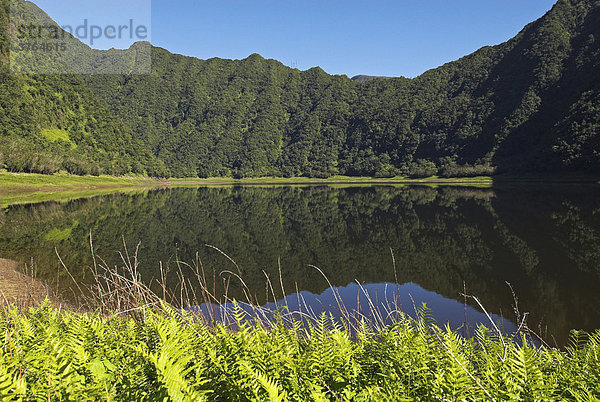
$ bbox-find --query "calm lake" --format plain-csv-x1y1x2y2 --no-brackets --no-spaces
1,184,600,344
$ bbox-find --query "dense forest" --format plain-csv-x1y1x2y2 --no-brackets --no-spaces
1,0,599,178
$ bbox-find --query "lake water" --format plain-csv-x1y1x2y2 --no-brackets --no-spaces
1,184,600,344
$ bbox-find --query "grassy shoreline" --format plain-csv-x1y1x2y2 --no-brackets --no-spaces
0,187,156,209
5,171,600,191
3,171,599,208
171,175,494,185
0,172,168,192
0,171,493,191
0,173,167,208
0,172,493,207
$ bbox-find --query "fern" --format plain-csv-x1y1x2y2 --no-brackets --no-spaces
239,361,288,402
135,314,212,401
0,304,598,400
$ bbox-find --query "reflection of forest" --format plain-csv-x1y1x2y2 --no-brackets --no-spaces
1,184,600,344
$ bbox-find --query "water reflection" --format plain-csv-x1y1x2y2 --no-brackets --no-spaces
195,282,517,337
0,184,599,345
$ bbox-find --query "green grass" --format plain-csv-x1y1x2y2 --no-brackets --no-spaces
0,172,163,190
0,171,492,208
0,172,166,208
1,172,492,190
0,302,598,401
0,171,492,199
0,172,493,208
171,175,494,186
0,171,498,211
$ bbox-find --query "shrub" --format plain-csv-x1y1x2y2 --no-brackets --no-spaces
408,159,438,178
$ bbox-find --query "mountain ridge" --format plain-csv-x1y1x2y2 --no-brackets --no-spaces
1,0,599,178
351,75,395,82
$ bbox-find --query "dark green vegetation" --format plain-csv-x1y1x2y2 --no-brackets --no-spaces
2,185,600,345
1,0,599,178
1,302,599,400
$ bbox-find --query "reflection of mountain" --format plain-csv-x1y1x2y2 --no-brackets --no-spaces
196,282,517,336
1,185,600,344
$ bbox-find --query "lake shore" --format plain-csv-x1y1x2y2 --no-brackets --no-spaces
0,172,169,193
5,171,600,192
0,171,494,192
0,172,493,207
0,257,51,304
3,172,600,209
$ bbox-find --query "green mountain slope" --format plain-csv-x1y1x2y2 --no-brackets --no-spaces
2,0,599,178
84,52,359,177
401,0,600,173
0,0,167,176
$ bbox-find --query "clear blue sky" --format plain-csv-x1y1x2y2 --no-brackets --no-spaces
31,0,557,78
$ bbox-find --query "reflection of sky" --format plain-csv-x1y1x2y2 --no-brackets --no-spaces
194,282,517,336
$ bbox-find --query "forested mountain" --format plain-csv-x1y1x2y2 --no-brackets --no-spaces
0,0,167,176
1,0,599,178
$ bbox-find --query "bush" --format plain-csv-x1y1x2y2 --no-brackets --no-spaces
408,159,438,178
